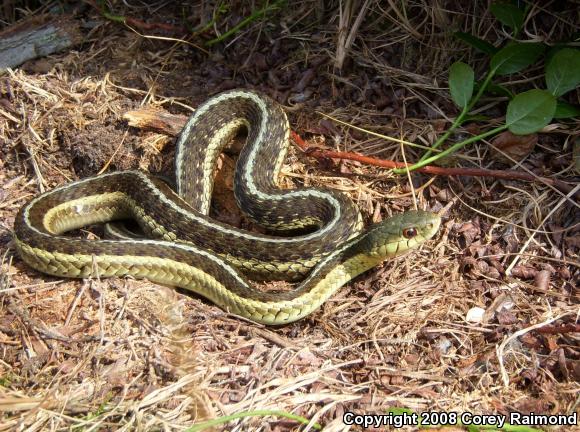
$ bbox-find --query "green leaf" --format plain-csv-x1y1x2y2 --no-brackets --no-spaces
553,101,580,119
545,45,565,64
490,2,525,32
491,43,545,75
506,89,556,134
545,48,580,97
449,62,475,108
454,32,498,55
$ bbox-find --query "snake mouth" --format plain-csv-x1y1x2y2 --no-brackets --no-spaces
420,214,442,241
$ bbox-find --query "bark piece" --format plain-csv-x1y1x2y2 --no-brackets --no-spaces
0,15,83,71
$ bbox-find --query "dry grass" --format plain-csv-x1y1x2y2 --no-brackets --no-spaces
1,1,578,431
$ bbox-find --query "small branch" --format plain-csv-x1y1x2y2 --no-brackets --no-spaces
123,108,189,136
290,132,578,197
87,0,189,34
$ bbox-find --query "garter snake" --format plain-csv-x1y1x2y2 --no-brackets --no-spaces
13,90,441,324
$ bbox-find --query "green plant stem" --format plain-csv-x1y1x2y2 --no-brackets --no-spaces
96,0,125,23
415,104,469,163
399,68,498,175
205,0,284,46
185,409,322,431
465,68,498,113
189,2,227,35
393,124,508,173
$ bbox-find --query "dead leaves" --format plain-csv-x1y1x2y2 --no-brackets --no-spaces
490,131,537,164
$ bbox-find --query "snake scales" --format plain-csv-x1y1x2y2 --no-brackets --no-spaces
13,90,440,324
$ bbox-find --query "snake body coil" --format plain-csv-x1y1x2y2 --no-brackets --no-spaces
13,90,440,324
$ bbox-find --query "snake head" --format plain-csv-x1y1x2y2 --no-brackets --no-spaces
360,210,441,258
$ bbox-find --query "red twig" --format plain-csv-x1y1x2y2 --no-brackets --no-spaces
290,131,578,198
86,0,189,34
124,17,187,33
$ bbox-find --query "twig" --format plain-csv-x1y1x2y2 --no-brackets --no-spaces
290,131,579,198
87,0,189,34
123,109,188,136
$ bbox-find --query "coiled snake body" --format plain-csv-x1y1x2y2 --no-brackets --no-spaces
13,90,440,324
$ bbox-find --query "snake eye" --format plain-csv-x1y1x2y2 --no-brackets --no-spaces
402,227,418,239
